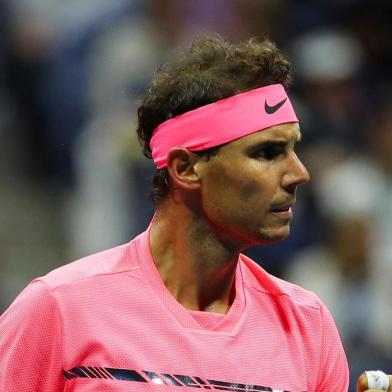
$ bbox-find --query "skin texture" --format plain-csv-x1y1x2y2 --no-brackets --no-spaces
195,122,308,248
150,122,309,313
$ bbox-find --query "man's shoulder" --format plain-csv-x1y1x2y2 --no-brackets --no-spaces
38,232,144,291
239,254,322,311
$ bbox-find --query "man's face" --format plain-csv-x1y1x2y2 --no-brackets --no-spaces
197,123,309,248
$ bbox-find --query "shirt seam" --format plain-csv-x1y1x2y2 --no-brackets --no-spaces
247,284,322,311
37,267,141,291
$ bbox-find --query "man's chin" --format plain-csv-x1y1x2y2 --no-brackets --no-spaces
257,226,291,244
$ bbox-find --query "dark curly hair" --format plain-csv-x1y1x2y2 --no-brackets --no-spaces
137,34,292,205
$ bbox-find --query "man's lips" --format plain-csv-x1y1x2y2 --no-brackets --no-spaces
270,207,293,220
269,201,295,219
270,201,294,212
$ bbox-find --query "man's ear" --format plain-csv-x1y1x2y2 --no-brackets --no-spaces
166,147,201,190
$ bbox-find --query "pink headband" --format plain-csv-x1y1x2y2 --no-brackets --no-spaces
150,83,298,169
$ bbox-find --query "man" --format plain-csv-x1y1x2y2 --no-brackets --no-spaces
1,34,351,391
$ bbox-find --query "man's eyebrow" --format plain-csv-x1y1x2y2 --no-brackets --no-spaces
255,140,288,146
247,133,302,152
246,139,287,153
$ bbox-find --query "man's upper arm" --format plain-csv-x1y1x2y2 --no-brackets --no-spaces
0,281,64,391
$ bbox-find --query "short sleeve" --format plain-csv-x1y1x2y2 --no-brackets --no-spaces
316,301,349,392
0,281,65,391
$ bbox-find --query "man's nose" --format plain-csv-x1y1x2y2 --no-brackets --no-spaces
282,152,310,193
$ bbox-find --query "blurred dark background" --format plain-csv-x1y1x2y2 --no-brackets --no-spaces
1,0,392,389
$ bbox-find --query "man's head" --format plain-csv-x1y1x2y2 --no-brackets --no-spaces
136,34,309,247
137,34,293,205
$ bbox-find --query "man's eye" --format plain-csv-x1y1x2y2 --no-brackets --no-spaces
254,145,286,160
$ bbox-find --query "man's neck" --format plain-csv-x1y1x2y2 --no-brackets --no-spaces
149,204,241,313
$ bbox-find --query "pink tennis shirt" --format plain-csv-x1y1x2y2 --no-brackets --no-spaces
0,226,349,391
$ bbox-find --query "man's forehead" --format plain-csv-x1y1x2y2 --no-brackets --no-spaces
227,123,301,148
256,123,301,140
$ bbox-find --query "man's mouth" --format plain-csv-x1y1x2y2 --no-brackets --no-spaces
269,203,294,219
270,202,293,213
270,205,291,213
